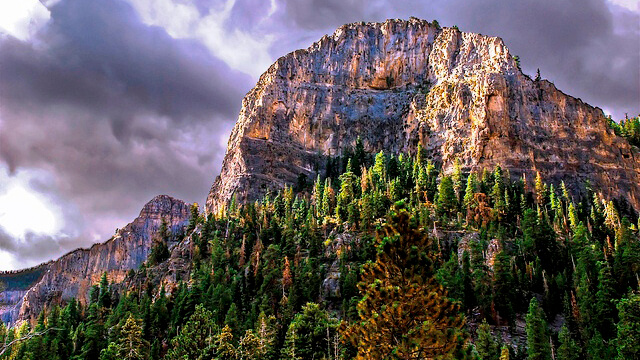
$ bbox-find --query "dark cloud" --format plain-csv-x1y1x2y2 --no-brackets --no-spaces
280,0,383,30
0,0,251,267
0,227,78,265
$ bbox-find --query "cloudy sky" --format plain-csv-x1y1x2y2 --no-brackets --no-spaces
0,0,638,270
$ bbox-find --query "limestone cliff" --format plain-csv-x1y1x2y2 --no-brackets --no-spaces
1,195,191,324
206,18,640,213
0,264,49,323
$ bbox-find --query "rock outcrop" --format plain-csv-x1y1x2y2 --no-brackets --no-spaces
2,195,191,324
206,18,640,213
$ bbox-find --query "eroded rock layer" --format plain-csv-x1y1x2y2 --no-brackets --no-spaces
206,18,639,213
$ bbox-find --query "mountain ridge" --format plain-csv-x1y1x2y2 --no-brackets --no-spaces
0,194,191,324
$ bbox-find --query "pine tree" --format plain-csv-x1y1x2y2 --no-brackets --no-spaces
188,203,200,232
116,315,149,360
471,240,492,318
475,319,500,360
313,175,323,211
282,256,293,300
615,292,640,359
499,345,510,360
613,217,640,291
352,136,366,176
255,312,276,359
372,151,387,187
281,303,337,360
489,173,504,220
238,329,260,360
492,249,515,325
98,272,111,309
556,325,580,360
321,178,335,219
491,165,505,209
594,261,617,338
525,298,551,360
149,219,171,265
437,175,458,216
452,158,464,204
342,203,470,359
534,172,547,208
463,172,478,212
166,304,216,360
215,325,237,359
336,159,358,221
81,303,107,360
603,201,620,230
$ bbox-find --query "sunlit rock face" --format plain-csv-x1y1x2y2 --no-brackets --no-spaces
2,195,191,324
206,18,639,213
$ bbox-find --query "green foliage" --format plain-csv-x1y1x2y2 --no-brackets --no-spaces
148,220,171,265
556,325,580,360
342,204,470,359
4,147,638,360
525,298,551,360
281,303,338,360
475,319,500,360
113,315,149,360
437,175,458,216
609,114,640,147
166,304,216,360
615,292,640,359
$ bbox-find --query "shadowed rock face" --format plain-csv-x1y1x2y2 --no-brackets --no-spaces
206,18,639,214
0,265,49,324
1,195,191,325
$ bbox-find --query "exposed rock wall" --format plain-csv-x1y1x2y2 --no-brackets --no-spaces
206,18,640,213
8,195,191,324
0,264,49,324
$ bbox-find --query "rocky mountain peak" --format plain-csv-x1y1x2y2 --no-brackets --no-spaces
0,195,191,325
135,194,192,225
206,18,639,213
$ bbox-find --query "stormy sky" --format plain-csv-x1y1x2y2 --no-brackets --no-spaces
0,0,638,270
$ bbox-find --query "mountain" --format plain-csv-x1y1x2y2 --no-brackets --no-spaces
0,195,191,324
206,17,639,214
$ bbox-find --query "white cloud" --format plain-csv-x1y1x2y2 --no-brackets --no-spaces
0,0,50,41
608,0,638,12
127,0,275,77
0,167,61,239
0,250,18,271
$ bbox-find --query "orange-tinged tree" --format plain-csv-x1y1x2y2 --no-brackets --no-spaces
342,202,471,359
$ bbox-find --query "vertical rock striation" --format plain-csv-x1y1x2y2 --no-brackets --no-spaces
206,18,639,213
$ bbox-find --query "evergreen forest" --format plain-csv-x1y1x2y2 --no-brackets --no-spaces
1,139,639,360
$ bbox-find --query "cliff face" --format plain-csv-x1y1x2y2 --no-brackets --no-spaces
206,18,640,213
2,195,191,324
0,264,49,323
